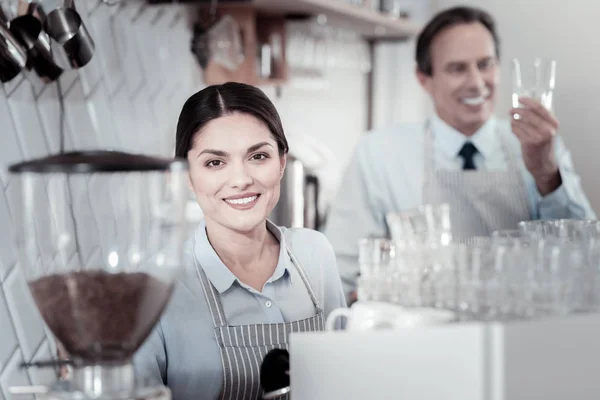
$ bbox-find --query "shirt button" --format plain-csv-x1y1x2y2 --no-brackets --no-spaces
265,300,272,308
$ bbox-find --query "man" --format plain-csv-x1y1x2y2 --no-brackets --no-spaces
323,6,596,302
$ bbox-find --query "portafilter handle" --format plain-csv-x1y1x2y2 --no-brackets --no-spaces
263,386,291,399
260,348,291,399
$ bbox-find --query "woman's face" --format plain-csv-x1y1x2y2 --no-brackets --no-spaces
187,112,286,233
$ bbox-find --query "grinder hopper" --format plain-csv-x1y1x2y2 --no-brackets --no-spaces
8,151,189,399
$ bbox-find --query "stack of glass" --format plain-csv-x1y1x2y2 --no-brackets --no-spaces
357,204,600,322
358,204,453,308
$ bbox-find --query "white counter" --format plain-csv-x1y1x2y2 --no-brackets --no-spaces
290,313,600,399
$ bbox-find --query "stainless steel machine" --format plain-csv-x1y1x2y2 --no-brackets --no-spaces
269,155,321,230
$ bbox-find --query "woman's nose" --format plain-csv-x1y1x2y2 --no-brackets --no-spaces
228,162,253,189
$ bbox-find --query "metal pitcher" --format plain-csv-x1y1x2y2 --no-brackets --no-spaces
9,12,63,82
0,5,27,82
44,0,95,68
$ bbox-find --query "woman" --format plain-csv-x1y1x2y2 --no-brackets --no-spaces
133,82,347,400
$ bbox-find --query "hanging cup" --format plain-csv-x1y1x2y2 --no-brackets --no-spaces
0,6,27,82
9,13,63,82
44,0,95,69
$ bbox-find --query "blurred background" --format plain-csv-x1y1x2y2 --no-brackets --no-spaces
0,0,598,393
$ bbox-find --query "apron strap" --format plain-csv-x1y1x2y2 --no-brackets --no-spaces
283,240,324,313
193,245,228,327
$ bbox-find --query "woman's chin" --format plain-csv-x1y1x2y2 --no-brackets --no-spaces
223,212,269,233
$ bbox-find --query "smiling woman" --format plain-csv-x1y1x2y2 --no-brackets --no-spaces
186,112,285,237
134,82,347,400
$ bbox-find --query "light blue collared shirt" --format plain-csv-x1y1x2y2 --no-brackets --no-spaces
133,219,346,400
323,114,597,299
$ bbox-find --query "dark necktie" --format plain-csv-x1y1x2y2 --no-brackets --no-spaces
458,142,478,170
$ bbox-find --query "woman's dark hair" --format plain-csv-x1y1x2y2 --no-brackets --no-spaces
415,6,500,76
175,82,289,158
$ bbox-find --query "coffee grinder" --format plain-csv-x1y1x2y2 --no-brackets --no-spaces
8,151,189,399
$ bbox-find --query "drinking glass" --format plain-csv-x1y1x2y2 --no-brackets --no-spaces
455,238,536,321
453,241,495,320
512,57,556,112
519,219,588,242
386,203,452,248
535,238,586,315
389,245,429,307
357,238,395,302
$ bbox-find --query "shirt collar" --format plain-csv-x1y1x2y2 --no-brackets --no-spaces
430,113,497,161
193,219,293,294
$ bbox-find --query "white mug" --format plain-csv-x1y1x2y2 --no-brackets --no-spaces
325,301,455,332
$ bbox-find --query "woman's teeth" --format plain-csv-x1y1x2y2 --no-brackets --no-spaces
225,195,257,205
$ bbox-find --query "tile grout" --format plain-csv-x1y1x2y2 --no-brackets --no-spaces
0,346,21,384
4,76,25,98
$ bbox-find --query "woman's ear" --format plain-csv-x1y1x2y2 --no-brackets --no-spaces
279,154,287,179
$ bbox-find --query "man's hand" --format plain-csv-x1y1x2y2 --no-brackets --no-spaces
510,97,562,195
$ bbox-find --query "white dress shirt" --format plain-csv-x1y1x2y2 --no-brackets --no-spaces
323,114,597,298
133,219,346,400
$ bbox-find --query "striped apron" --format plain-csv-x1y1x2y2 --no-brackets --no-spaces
422,120,532,238
194,240,325,400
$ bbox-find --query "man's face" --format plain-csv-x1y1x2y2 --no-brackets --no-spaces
417,22,499,135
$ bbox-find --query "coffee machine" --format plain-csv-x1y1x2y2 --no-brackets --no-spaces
7,151,189,399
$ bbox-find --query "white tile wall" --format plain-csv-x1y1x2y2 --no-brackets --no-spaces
7,83,49,161
0,292,18,372
0,0,202,395
36,84,75,155
0,191,15,282
0,351,32,400
0,94,23,186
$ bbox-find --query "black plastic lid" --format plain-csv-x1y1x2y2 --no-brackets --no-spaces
8,150,188,174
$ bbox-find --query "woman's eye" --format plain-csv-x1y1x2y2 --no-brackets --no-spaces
205,160,223,168
251,153,269,161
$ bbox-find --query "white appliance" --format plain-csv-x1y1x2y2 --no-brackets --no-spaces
290,313,600,399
